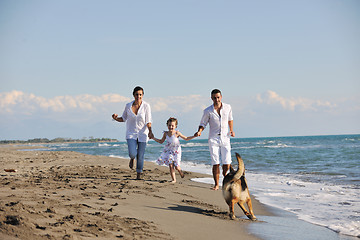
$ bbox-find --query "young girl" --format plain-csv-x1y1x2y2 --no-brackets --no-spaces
151,117,197,183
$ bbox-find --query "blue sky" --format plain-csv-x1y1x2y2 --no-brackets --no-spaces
1,0,359,140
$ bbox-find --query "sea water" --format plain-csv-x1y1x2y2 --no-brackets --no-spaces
40,134,359,238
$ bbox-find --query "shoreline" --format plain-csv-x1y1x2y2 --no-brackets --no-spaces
0,145,271,240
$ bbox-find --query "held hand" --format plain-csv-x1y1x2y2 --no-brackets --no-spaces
194,131,201,137
230,131,235,137
112,114,118,120
148,132,154,139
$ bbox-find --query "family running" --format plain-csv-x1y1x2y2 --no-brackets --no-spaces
112,86,234,190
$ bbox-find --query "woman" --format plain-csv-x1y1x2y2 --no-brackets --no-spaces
112,86,153,180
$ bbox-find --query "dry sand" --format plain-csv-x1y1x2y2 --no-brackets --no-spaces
0,145,271,240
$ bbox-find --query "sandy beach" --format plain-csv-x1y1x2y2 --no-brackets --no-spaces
0,145,271,240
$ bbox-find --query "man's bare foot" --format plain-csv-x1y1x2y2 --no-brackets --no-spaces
211,185,219,190
136,172,141,180
129,159,134,169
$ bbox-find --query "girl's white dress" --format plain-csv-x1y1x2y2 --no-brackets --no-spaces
156,133,182,167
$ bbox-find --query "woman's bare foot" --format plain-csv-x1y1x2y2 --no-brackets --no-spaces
211,185,219,190
179,171,184,178
136,172,141,180
171,180,176,183
129,159,134,169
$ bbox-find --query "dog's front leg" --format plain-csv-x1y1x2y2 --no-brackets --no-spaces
238,200,256,221
237,201,251,219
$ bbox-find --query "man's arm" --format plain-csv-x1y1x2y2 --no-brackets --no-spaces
195,108,209,137
195,126,204,137
228,120,235,137
147,122,154,139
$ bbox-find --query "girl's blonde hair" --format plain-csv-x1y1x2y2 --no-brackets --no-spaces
166,117,178,127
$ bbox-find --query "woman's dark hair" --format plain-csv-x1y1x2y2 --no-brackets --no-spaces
133,86,144,95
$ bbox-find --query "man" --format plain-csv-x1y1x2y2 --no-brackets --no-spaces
195,89,235,190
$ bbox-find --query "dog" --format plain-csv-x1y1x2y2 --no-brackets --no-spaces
222,152,257,221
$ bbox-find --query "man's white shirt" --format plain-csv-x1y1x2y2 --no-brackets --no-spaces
199,103,233,141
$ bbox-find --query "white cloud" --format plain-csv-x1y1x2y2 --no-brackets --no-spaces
256,90,337,112
0,91,209,139
0,91,208,115
1,90,358,139
0,90,210,130
1,90,344,118
0,90,131,114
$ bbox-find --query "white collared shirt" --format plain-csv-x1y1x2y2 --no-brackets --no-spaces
199,103,233,140
121,100,152,142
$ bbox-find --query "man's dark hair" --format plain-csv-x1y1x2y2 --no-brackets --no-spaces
211,89,222,95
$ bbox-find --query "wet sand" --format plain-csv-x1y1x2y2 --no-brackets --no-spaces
0,145,271,239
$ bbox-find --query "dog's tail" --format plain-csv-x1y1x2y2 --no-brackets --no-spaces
233,152,245,180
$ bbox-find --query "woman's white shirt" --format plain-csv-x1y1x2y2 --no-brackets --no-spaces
121,100,152,142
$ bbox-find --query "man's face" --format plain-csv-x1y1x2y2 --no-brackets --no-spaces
211,93,222,105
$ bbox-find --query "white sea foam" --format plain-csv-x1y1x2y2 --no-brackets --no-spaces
243,172,359,237
98,143,111,147
186,164,360,238
264,143,291,148
181,142,208,148
109,154,129,159
181,161,212,175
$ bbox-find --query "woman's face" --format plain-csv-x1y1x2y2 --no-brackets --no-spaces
133,90,143,102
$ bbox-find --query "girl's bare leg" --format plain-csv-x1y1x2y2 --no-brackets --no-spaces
175,166,184,178
169,164,176,183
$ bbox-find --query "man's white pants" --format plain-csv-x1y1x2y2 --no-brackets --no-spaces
208,137,232,165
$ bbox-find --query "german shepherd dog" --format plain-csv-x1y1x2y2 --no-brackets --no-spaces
222,153,257,221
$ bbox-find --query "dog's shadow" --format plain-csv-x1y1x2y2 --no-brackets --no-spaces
149,204,233,220
148,204,256,222
171,204,225,216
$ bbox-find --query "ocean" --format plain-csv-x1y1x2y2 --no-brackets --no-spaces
38,134,359,238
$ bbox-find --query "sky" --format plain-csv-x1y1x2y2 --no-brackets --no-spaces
1,0,359,140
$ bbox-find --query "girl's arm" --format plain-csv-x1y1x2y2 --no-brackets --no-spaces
152,132,167,144
177,131,197,141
